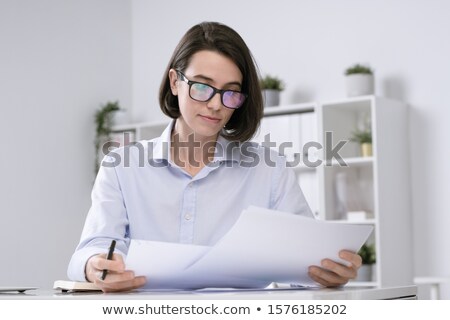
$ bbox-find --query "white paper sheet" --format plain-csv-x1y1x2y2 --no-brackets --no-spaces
125,240,212,289
125,206,373,290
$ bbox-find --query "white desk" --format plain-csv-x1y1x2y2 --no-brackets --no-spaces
1,285,417,300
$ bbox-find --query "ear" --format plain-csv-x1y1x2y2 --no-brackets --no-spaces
168,69,179,96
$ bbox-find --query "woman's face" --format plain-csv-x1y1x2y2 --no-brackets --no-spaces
169,50,243,140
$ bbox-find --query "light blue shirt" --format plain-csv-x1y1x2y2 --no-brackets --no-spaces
67,120,313,281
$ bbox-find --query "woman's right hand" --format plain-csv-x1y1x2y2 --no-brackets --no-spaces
85,253,146,292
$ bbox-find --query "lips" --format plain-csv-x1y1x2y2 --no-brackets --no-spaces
199,115,221,123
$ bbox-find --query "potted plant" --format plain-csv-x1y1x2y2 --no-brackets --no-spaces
356,243,376,281
260,75,285,107
344,64,374,97
350,129,373,157
94,101,121,173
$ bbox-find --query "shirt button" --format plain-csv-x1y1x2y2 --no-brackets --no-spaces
184,213,192,220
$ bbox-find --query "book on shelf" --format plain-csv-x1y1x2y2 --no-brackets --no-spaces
347,210,374,222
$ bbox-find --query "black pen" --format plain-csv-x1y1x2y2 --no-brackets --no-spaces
101,240,116,280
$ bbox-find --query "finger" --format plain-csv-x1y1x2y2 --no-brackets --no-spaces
309,266,348,287
321,259,358,279
85,255,104,282
104,276,147,292
308,270,332,287
85,254,126,283
95,276,147,293
97,270,136,283
339,250,362,269
91,253,125,273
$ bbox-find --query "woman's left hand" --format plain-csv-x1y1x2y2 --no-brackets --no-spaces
308,250,362,287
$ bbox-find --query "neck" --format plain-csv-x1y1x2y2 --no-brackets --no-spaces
171,119,218,175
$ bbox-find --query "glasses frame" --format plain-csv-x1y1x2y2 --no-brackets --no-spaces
177,71,247,109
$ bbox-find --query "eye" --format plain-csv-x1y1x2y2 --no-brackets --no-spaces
193,83,210,92
191,83,214,100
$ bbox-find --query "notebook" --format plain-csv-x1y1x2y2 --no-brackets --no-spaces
53,280,101,292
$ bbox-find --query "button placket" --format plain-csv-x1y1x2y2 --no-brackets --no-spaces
179,181,196,243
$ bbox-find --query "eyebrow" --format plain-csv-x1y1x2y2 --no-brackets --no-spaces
191,74,242,88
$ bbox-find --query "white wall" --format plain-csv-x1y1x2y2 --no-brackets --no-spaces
131,0,450,296
0,0,131,287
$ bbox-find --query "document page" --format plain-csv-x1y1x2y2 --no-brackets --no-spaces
125,240,212,289
125,206,373,290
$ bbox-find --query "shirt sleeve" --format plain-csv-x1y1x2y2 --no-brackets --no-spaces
67,155,129,281
270,154,315,218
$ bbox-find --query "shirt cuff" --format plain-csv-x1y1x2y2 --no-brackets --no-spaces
67,247,104,282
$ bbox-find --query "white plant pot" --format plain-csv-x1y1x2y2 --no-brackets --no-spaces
112,109,129,126
263,89,281,107
346,74,374,97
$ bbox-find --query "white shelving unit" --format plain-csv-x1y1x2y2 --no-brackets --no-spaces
111,119,169,141
316,95,413,287
111,96,413,287
258,96,413,287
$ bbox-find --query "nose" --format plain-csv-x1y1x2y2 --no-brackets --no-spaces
206,92,222,111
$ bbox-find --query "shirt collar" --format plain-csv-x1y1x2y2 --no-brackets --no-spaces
150,120,174,161
150,119,241,163
213,134,241,163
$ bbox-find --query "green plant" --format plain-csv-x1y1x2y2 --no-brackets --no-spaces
345,64,373,75
358,243,376,265
94,101,121,173
259,75,285,91
350,129,372,144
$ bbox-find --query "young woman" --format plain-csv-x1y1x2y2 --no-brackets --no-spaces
68,21,361,292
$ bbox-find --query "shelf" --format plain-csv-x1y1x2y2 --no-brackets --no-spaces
290,163,317,172
290,157,373,171
263,103,315,117
111,103,314,131
328,156,373,167
112,119,169,132
327,218,376,225
321,95,375,111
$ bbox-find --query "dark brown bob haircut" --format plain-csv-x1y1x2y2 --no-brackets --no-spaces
159,21,263,142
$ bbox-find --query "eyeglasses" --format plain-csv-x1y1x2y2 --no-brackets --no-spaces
177,71,247,109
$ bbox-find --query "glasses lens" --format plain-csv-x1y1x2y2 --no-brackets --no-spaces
190,83,214,102
223,91,246,109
